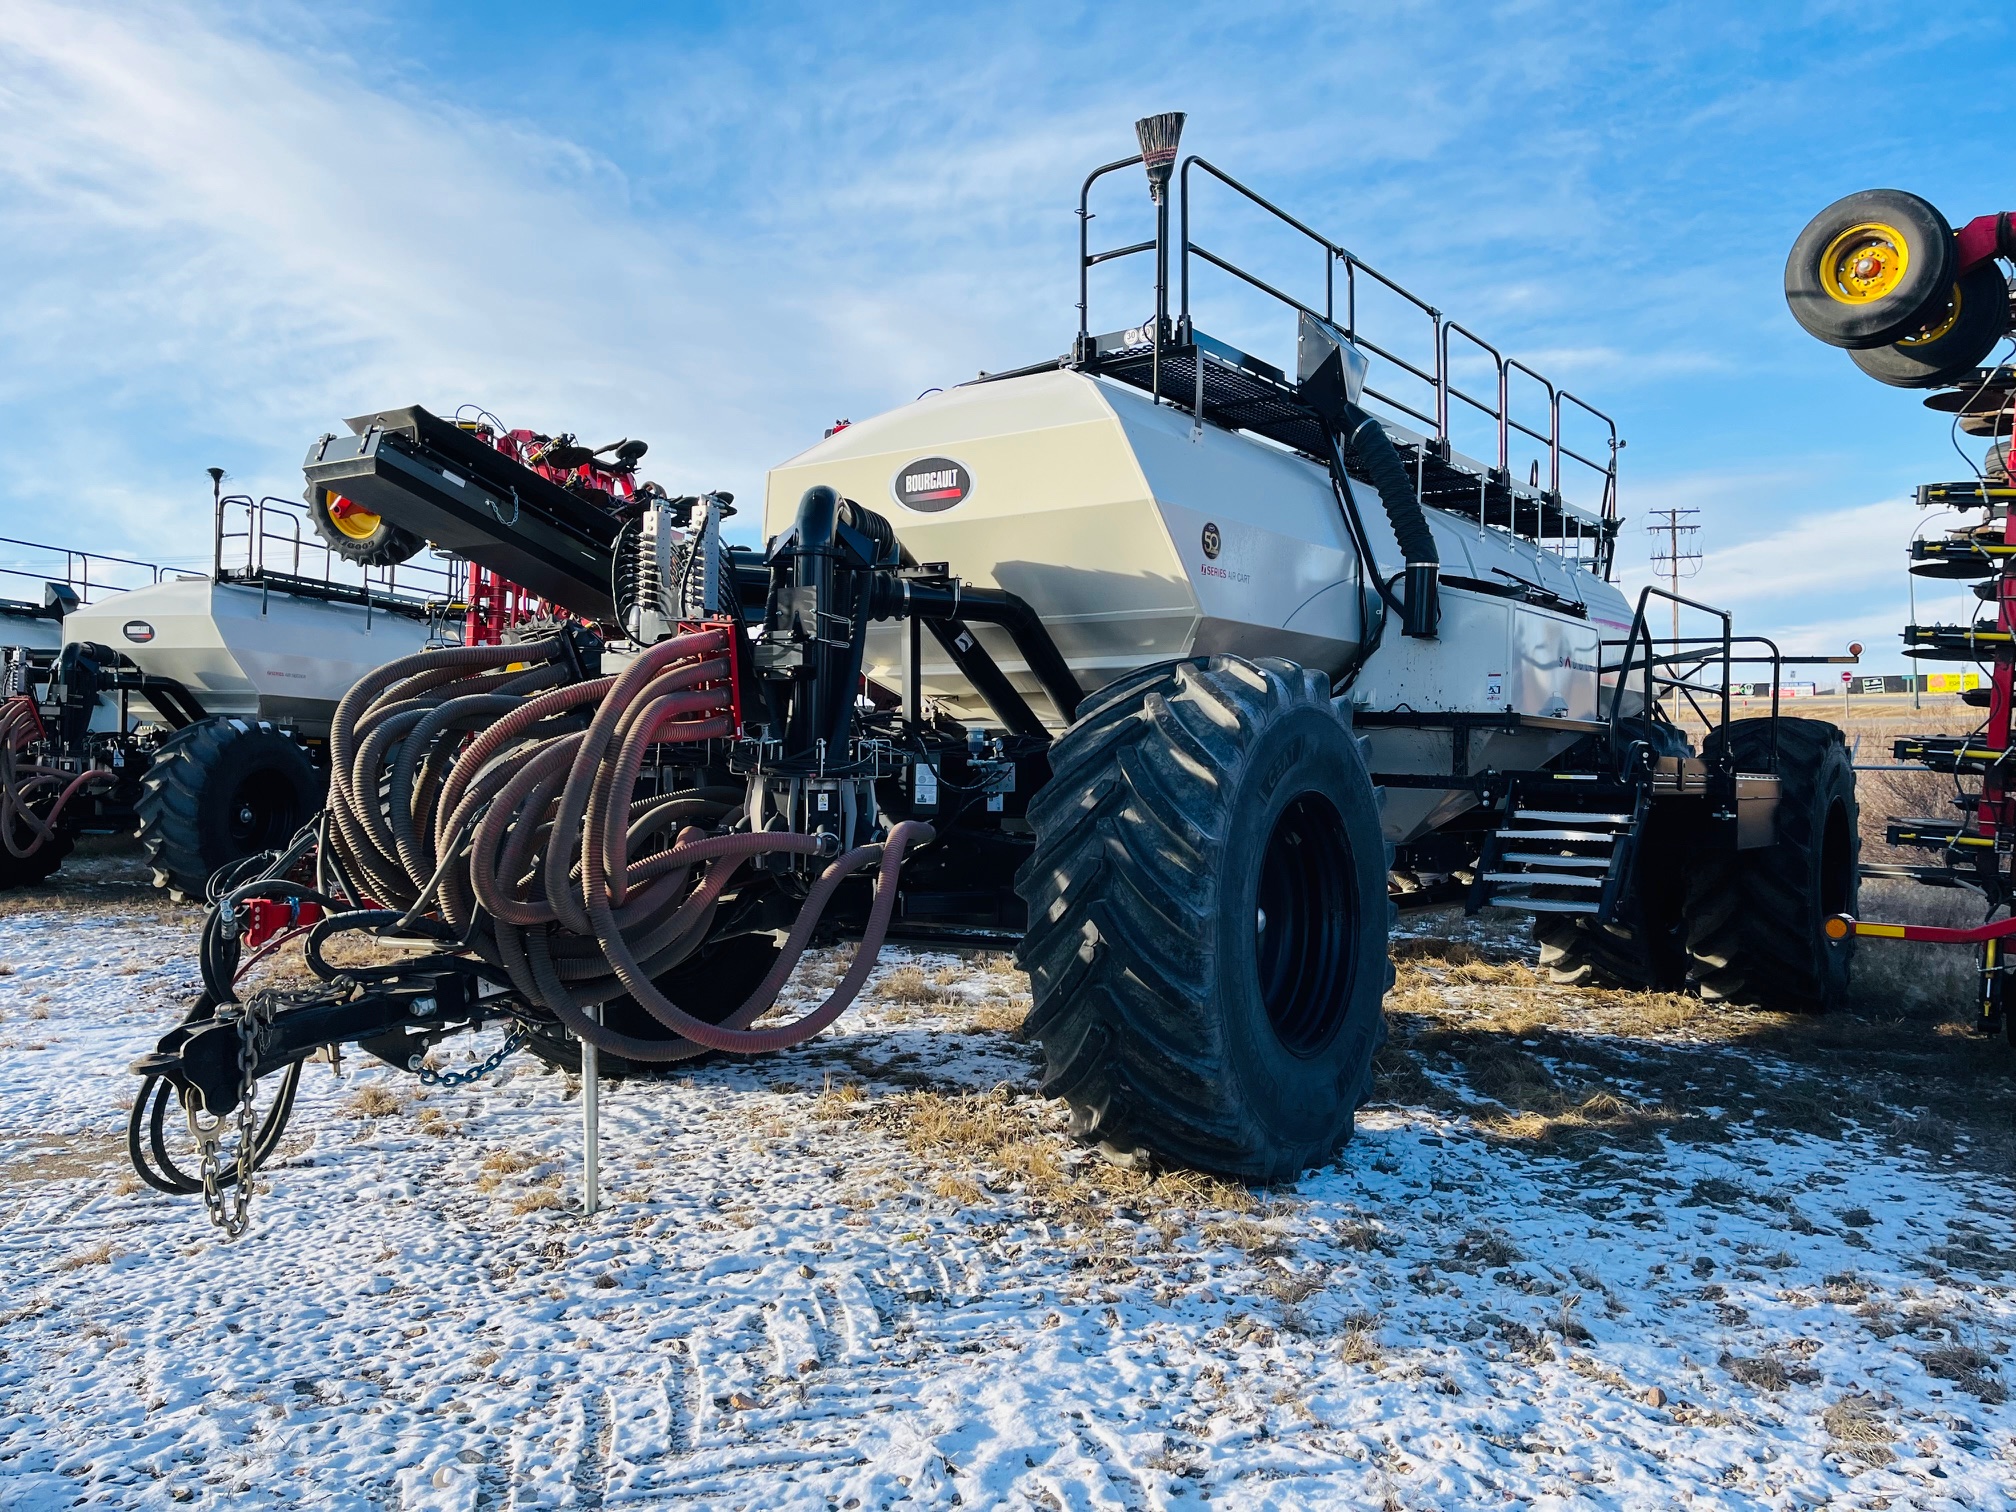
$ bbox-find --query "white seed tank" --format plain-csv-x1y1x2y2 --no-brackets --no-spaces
765,368,1636,842
61,577,439,734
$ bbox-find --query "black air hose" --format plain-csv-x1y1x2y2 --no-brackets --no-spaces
1340,402,1437,567
1339,401,1439,639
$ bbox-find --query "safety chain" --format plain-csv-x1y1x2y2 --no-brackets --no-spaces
416,1025,528,1088
189,993,274,1240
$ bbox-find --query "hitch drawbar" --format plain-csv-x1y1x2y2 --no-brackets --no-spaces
130,975,488,1119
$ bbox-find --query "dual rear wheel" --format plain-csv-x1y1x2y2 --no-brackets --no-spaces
1533,717,1858,1014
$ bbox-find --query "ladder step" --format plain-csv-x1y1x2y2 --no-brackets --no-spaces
1483,871,1605,888
1491,897,1603,914
1499,851,1612,867
1513,810,1633,824
1496,827,1621,842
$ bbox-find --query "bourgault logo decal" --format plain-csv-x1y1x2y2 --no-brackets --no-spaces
894,456,971,512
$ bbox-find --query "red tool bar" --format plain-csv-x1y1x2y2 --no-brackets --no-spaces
1952,213,2016,276
1828,912,2016,946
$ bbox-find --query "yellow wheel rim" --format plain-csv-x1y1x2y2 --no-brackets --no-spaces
1899,282,1964,347
324,492,382,541
1819,221,1910,305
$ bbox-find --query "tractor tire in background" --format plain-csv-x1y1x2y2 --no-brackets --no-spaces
1015,655,1392,1182
304,484,426,568
1683,718,1858,1013
0,813,72,890
1849,262,2011,388
135,718,326,901
519,934,784,1079
1532,801,1693,992
1785,189,1954,349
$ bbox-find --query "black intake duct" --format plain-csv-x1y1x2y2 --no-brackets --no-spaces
1302,347,1440,639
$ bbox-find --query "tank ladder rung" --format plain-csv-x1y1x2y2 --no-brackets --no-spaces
1490,896,1603,914
1495,826,1622,842
1481,871,1605,888
1512,809,1633,825
1498,851,1612,867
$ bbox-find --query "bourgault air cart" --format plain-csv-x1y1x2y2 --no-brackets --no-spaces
0,428,645,899
1786,188,2016,1045
128,117,1858,1234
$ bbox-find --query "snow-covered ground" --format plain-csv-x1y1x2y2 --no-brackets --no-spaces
1,848,2012,1510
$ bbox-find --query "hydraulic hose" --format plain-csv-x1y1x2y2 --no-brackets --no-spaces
310,629,934,1066
0,694,115,857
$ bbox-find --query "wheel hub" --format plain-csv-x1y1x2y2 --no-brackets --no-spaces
325,492,384,540
1821,222,1909,305
1253,792,1356,1057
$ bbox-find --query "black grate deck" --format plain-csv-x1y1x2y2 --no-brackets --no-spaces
1083,338,1607,552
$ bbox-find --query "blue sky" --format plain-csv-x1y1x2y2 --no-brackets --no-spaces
2,1,2013,672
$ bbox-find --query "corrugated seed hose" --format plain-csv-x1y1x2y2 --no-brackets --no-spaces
0,694,116,857
320,633,932,1063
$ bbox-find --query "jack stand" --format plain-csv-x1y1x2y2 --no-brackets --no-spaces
581,1007,601,1218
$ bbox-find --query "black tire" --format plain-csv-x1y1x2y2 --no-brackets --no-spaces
0,812,72,890
1683,718,1858,1013
1531,802,1692,991
1785,189,1954,349
135,718,326,901
1850,263,2011,388
520,933,784,1078
304,484,425,568
1014,655,1392,1182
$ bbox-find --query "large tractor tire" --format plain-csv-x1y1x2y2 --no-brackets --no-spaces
305,484,425,569
1785,189,1955,349
1684,718,1858,1013
136,718,326,901
1849,262,2011,388
1015,655,1392,1182
1532,800,1692,992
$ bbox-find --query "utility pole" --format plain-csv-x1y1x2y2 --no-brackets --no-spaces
1646,507,1703,645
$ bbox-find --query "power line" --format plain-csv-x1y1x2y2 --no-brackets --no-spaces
1646,506,1702,644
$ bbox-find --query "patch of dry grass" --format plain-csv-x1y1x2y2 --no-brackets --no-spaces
1337,1315,1382,1367
55,1241,114,1272
960,1000,1027,1035
1822,1392,1895,1463
1719,1351,1820,1392
511,1181,562,1215
874,965,944,1005
835,1086,1261,1237
1919,1343,2008,1403
347,1085,402,1119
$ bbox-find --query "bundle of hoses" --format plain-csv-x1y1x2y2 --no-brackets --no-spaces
318,631,932,1063
0,694,114,858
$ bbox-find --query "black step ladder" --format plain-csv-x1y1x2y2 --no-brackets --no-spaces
1467,773,1647,922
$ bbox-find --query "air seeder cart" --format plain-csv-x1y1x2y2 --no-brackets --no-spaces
128,116,1861,1233
1,423,648,898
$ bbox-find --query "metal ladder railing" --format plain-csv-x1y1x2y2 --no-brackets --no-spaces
1074,150,1623,575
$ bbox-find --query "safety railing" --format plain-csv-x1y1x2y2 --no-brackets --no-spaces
1075,152,1623,572
1604,586,1783,770
213,493,466,639
0,534,163,605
